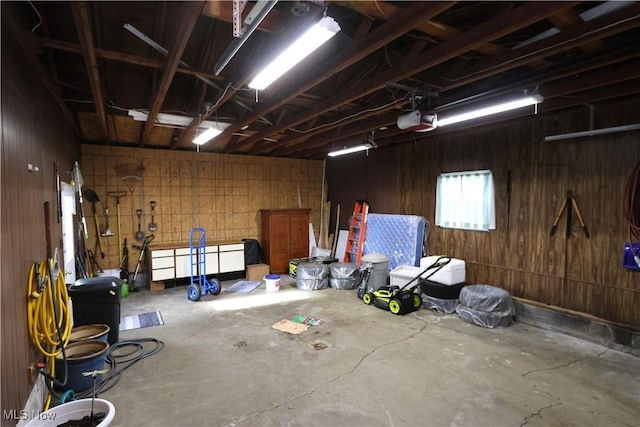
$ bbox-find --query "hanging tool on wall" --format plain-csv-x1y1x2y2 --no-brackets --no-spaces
108,191,128,262
101,196,115,237
72,161,89,240
87,250,103,275
149,201,157,232
550,190,590,238
135,209,144,241
84,189,105,259
55,161,62,223
550,190,590,294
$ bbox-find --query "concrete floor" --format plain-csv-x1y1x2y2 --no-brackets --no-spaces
101,276,639,427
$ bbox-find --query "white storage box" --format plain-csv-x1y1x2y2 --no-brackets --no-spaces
390,265,423,287
420,256,466,286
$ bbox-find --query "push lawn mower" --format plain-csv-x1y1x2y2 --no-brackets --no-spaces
358,256,451,315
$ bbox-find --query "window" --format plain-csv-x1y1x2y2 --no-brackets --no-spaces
436,170,496,231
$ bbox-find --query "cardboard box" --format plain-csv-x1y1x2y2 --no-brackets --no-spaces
150,281,165,291
246,263,270,281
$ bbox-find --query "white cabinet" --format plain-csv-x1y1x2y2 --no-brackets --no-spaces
174,248,192,278
149,240,244,283
204,246,219,275
151,249,175,281
219,243,245,273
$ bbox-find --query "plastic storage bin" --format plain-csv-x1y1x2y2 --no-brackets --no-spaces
420,256,466,285
68,277,122,345
390,265,423,287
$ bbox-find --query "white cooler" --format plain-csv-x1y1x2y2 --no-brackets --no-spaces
420,256,466,286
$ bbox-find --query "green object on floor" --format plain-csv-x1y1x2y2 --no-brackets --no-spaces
292,315,324,326
121,280,129,298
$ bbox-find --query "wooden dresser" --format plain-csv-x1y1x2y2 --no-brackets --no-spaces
260,208,310,273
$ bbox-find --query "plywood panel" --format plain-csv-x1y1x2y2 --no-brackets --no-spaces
79,146,323,270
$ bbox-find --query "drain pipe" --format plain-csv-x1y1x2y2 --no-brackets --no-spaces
213,0,278,75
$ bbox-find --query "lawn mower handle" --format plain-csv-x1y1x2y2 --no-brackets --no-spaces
401,256,452,290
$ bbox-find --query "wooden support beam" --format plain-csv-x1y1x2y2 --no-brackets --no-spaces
213,1,455,152
441,4,640,93
71,1,109,142
229,1,575,154
140,1,204,146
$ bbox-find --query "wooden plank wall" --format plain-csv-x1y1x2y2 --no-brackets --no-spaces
1,27,80,424
328,98,640,329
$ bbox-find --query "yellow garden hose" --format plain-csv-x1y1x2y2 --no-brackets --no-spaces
27,259,72,409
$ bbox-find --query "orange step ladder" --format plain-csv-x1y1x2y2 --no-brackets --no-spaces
344,201,369,264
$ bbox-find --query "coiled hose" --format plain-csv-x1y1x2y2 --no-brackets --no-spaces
27,259,72,410
28,260,165,408
623,161,640,265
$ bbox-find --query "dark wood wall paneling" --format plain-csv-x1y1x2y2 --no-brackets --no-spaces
327,98,640,328
1,21,80,423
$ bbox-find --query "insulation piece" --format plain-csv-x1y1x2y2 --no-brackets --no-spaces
421,294,459,314
329,262,360,290
296,263,329,291
459,284,515,314
456,304,513,328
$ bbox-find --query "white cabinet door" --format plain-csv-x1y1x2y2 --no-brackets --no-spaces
151,249,175,281
219,244,245,273
204,246,219,275
175,255,193,278
152,268,175,281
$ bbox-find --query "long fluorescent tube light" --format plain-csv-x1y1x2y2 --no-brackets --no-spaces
128,110,229,129
438,95,543,127
248,16,341,90
328,143,373,157
193,128,223,145
544,123,640,142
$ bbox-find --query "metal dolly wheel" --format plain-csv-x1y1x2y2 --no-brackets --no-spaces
187,227,220,301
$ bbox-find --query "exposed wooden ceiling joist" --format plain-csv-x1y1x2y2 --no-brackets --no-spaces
71,1,109,142
36,36,227,83
11,1,639,158
211,1,456,151
229,1,575,153
140,1,204,146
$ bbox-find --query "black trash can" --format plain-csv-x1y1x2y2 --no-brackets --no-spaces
68,276,122,345
243,238,261,265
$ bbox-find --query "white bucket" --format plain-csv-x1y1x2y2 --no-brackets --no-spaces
264,274,280,292
25,398,115,426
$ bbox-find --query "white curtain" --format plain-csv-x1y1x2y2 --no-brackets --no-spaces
436,170,495,231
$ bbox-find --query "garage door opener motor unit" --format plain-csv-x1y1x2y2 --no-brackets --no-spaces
359,256,451,315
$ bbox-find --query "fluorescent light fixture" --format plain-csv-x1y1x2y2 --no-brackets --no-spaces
544,123,640,142
193,127,223,145
128,110,228,130
248,16,341,90
328,143,373,157
437,95,543,127
128,110,227,145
